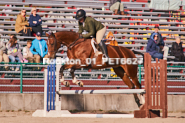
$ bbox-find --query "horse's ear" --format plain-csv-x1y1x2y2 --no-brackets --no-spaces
46,31,53,37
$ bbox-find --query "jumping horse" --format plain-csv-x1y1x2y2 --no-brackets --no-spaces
46,31,144,107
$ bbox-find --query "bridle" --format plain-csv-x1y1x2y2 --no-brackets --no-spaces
47,35,58,54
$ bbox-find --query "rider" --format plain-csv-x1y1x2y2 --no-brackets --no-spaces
75,9,109,60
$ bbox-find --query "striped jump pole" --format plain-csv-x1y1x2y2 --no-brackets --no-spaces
57,89,145,95
46,64,56,111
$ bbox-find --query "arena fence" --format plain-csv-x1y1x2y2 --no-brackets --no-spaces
0,62,185,94
0,62,47,93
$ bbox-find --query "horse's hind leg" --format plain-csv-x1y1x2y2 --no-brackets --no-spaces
130,75,145,105
113,67,142,107
131,75,141,89
113,67,135,89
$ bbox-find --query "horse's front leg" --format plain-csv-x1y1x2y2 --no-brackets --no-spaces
59,65,70,87
70,67,83,87
69,58,89,87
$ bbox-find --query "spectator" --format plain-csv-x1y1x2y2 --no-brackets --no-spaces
6,35,15,49
29,7,43,36
171,37,184,62
109,0,124,15
30,32,48,63
7,36,28,71
150,25,169,60
105,31,118,46
23,40,34,63
7,36,28,63
0,40,9,70
15,9,32,36
6,35,19,71
146,33,163,60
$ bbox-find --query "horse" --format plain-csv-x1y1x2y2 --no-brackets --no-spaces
46,31,144,107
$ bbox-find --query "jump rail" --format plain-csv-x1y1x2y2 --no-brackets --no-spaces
57,89,145,95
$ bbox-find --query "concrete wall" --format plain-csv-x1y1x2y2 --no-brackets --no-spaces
60,94,140,111
0,94,44,111
0,94,185,112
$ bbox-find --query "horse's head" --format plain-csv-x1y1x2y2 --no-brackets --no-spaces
46,31,80,58
46,32,57,59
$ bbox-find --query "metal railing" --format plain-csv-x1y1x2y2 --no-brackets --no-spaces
0,62,185,93
0,62,47,93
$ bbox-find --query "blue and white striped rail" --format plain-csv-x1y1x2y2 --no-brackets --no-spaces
57,89,145,95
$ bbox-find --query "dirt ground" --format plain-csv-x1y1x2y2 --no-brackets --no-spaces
0,111,185,123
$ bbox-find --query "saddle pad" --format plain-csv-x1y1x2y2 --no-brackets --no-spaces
91,38,98,53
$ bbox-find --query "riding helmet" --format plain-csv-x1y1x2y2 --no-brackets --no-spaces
75,9,86,20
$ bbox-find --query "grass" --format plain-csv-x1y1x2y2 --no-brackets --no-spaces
91,110,97,113
6,110,9,112
69,109,79,113
69,109,130,114
106,110,128,114
18,109,22,112
25,110,30,113
99,109,103,111
181,110,185,113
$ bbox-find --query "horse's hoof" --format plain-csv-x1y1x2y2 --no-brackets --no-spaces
63,81,70,87
77,81,83,87
139,104,144,109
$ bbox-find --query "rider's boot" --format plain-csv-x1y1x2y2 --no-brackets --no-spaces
98,40,109,62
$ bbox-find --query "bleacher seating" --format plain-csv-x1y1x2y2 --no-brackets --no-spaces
0,0,185,82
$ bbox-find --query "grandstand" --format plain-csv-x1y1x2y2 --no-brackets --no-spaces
0,0,185,94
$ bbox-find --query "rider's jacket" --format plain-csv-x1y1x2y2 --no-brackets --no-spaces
78,17,104,38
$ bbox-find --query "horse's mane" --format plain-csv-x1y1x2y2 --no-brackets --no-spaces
49,31,78,37
56,31,78,35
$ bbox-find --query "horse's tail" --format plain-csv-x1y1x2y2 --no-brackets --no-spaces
132,50,144,67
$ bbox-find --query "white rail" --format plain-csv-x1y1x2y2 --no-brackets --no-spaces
58,89,145,95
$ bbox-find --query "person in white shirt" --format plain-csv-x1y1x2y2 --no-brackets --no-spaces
23,40,34,63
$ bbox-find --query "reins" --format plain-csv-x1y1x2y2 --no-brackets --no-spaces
48,33,87,53
68,34,86,50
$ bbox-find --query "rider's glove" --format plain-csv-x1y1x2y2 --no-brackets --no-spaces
79,33,83,38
